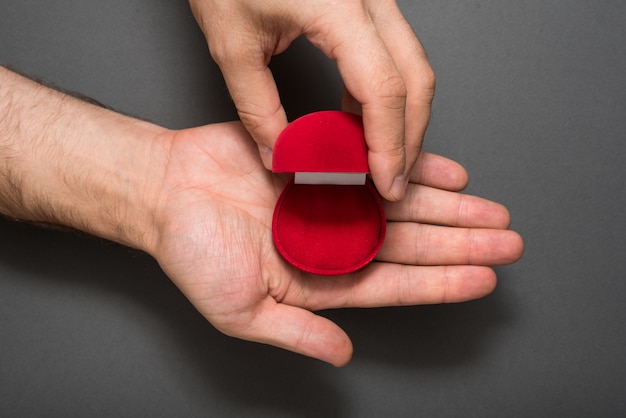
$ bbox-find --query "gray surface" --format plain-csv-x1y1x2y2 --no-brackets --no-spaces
1,0,625,416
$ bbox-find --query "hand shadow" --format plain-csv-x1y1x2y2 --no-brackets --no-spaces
0,219,515,416
270,35,344,121
323,279,516,369
0,219,345,416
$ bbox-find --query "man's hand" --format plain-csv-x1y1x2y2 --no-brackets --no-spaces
0,67,522,367
189,0,435,200
152,122,523,366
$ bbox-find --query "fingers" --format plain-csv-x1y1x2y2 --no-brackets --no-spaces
325,1,435,201
307,8,408,200
239,262,506,365
190,0,293,170
408,152,469,191
381,183,523,265
291,264,499,311
382,182,524,265
343,46,408,201
195,0,434,194
384,184,511,228
194,0,435,196
221,297,353,367
213,52,289,170
378,223,524,266
367,0,436,182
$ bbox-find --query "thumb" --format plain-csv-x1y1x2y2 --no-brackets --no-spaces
221,298,354,367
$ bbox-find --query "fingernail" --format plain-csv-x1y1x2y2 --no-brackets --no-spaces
390,175,407,200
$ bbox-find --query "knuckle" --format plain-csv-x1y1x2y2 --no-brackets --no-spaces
237,108,268,134
422,66,437,93
372,73,407,107
208,35,251,66
413,65,436,98
421,65,436,91
441,266,453,303
406,66,436,112
368,135,405,159
236,104,283,143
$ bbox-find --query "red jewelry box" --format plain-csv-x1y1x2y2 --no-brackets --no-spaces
272,111,386,275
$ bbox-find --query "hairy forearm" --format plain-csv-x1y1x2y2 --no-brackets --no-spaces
0,66,169,251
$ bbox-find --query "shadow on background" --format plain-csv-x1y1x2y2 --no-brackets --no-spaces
326,287,514,369
0,218,514,415
270,36,344,121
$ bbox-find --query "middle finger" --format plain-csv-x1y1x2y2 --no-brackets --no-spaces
377,222,522,266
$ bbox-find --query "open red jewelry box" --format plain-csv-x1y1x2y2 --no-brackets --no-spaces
272,111,386,275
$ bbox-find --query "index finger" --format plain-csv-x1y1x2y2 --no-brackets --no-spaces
214,51,289,170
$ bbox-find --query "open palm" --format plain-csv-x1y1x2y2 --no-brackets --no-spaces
152,122,523,366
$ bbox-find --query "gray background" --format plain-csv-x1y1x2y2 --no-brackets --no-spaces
1,0,625,416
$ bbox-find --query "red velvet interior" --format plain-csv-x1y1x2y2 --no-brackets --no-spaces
273,179,385,275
